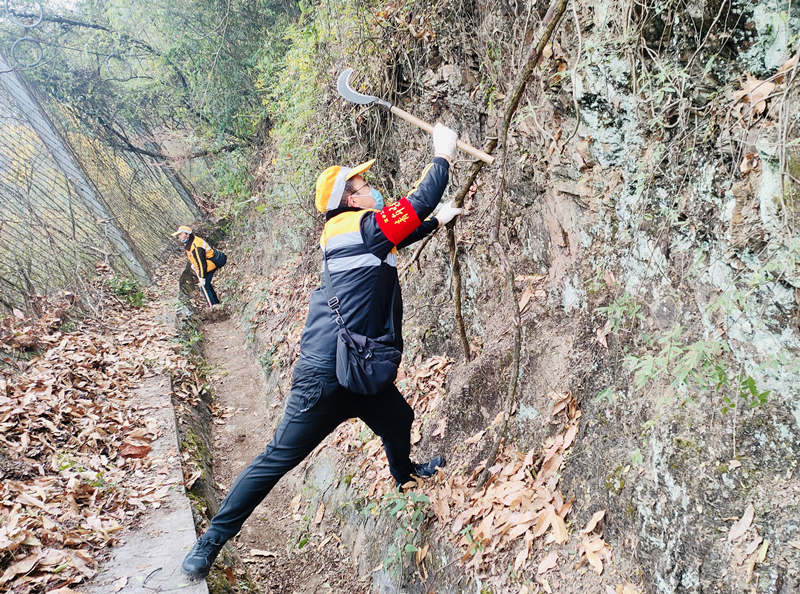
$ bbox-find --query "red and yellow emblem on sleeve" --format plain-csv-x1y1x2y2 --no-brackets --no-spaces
375,197,421,244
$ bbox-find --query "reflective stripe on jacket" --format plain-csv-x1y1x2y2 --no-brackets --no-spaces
298,157,449,369
185,235,216,278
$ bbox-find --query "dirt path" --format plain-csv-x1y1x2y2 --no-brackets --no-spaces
201,317,370,592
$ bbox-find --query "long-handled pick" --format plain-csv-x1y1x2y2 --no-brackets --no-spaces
337,68,495,165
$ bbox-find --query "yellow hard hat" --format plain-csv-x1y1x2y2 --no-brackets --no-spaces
314,159,375,213
171,225,192,236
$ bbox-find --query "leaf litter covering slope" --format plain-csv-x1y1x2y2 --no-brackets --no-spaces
244,262,625,589
317,358,615,589
0,287,189,593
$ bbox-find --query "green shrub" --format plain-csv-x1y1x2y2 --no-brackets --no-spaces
108,276,144,307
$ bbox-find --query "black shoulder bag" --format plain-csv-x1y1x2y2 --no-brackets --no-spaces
210,248,227,268
322,251,402,395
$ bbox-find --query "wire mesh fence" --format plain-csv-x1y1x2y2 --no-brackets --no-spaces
0,63,198,311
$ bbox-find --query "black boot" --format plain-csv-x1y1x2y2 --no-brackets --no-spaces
181,533,225,579
412,455,446,478
395,456,446,490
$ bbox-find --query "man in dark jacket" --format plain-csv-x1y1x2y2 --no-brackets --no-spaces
181,123,462,578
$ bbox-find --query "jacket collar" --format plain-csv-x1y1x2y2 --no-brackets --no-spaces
325,206,362,221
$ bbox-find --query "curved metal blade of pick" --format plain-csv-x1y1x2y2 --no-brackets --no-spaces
337,68,378,105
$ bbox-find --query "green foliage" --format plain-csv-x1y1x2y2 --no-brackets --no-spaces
85,471,109,489
367,488,433,575
60,318,78,333
720,375,770,414
626,326,725,393
597,293,643,334
256,0,373,234
107,276,144,307
213,153,253,202
260,5,330,213
460,524,482,557
744,237,800,289
259,345,277,373
594,386,622,404
55,452,78,472
177,324,204,355
212,151,256,219
623,324,770,413
3,1,299,163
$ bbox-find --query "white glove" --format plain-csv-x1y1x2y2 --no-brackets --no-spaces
435,201,463,226
432,123,458,162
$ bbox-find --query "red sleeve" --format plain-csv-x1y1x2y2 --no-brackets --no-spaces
374,197,422,245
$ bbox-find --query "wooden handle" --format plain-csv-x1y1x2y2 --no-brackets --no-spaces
389,106,495,164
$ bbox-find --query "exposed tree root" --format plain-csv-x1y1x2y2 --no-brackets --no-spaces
447,225,471,361
478,0,570,485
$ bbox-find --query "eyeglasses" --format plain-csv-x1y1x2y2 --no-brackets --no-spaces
350,182,369,196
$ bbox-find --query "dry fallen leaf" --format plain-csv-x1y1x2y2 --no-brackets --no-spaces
596,321,611,349
250,549,277,557
119,442,152,458
290,492,302,514
582,509,607,534
739,153,760,175
464,429,485,445
757,540,769,564
111,576,127,592
518,288,534,313
185,470,202,490
549,508,568,544
731,75,776,119
537,550,558,574
728,503,754,542
739,535,763,561
775,54,799,82
538,576,553,593
431,418,446,438
579,535,611,575
313,502,325,526
0,552,41,585
514,542,530,572
415,543,429,566
562,424,579,450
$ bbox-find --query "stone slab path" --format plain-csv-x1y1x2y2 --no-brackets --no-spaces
84,374,207,594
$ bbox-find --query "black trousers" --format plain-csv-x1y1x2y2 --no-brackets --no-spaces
204,359,414,542
200,270,220,306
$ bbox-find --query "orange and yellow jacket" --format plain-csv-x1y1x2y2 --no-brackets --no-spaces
184,234,217,278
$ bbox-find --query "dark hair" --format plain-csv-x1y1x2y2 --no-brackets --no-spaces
326,179,366,220
343,179,359,205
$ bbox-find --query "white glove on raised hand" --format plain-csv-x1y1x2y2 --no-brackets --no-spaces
432,123,458,163
435,201,463,227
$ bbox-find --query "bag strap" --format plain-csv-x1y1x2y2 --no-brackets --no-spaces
322,250,345,328
322,245,398,340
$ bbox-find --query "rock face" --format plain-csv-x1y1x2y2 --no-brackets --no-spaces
228,0,800,591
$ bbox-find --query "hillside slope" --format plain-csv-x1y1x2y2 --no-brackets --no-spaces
210,0,799,591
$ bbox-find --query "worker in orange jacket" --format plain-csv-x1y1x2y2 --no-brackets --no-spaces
172,225,227,306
